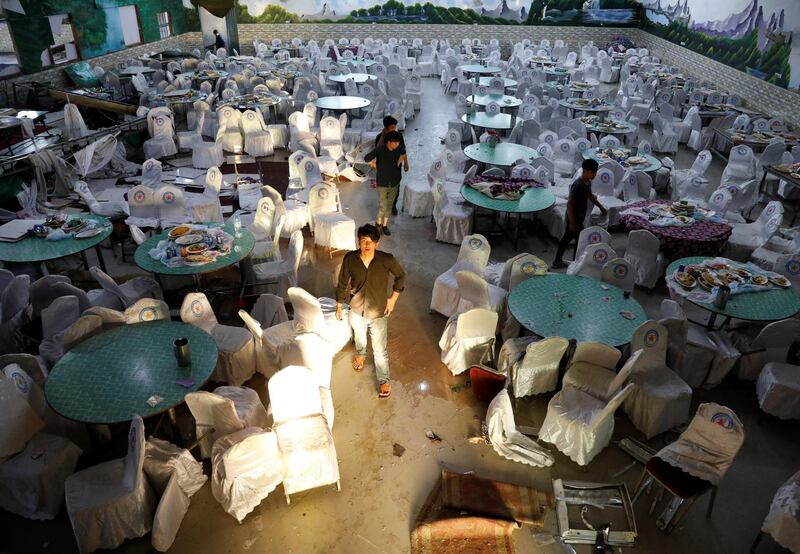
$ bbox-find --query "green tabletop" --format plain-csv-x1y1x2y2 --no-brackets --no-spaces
583,150,663,173
315,95,371,111
666,257,800,322
134,223,254,276
464,142,539,166
328,73,375,83
45,321,218,424
0,215,112,263
460,64,501,75
461,185,555,213
479,77,517,88
461,112,513,130
508,273,647,347
467,94,522,108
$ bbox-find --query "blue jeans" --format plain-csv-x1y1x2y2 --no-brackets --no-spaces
350,313,390,384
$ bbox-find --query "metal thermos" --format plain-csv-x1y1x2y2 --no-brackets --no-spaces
714,285,730,308
173,337,192,367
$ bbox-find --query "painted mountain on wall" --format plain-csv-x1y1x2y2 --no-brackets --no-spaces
236,0,640,25
641,0,795,90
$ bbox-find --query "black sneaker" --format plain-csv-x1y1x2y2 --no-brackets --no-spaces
382,225,392,236
550,260,567,269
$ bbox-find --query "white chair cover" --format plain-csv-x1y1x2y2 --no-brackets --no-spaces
65,416,156,553
756,363,800,420
308,183,357,252
0,377,44,459
486,389,554,468
438,308,498,375
511,337,570,397
625,229,665,289
430,233,490,317
761,470,800,553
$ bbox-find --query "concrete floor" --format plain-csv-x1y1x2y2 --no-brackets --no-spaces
4,77,799,554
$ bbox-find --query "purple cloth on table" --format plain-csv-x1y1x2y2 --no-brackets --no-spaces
619,199,732,260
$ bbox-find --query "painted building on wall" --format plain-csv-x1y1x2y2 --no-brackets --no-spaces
1,0,200,74
639,0,796,90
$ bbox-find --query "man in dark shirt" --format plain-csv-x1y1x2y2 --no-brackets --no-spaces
336,224,406,398
213,30,225,50
551,158,607,269
364,130,407,236
376,116,407,216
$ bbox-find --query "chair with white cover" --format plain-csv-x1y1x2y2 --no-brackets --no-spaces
0,274,30,354
756,362,800,420
123,298,170,324
724,210,783,262
268,366,340,503
552,139,576,176
248,230,303,299
319,116,344,163
216,106,244,153
184,385,269,460
430,233,490,317
561,341,624,396
565,226,611,272
0,431,82,521
455,269,507,319
568,243,617,280
74,180,129,219
210,427,282,522
539,380,637,466
143,114,178,160
486,388,555,468
632,403,744,534
308,182,357,253
625,229,666,289
601,257,635,293
180,293,257,386
240,110,274,157
510,337,570,397
720,145,756,190
729,318,800,381
65,416,156,554
439,308,498,376
753,470,800,553
651,113,678,154
431,177,473,245
623,321,693,438
89,266,163,310
189,113,224,169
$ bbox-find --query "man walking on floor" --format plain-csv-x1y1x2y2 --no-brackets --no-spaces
364,129,408,235
336,224,406,398
376,115,407,216
551,158,607,269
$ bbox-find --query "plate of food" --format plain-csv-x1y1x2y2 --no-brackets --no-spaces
705,260,729,271
675,271,696,289
734,267,752,278
627,156,648,164
186,253,214,264
186,243,209,255
768,275,791,288
62,219,86,232
699,271,719,290
752,275,769,285
169,226,191,238
675,215,692,223
75,228,102,239
175,234,203,246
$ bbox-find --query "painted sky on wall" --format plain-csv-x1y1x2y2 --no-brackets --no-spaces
241,0,530,18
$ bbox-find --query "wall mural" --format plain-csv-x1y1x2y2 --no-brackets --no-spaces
3,0,200,74
235,0,642,26
639,0,796,90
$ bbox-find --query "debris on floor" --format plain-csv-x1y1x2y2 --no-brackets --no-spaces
392,443,406,457
425,429,442,442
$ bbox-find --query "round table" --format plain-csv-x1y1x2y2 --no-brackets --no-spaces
0,215,112,272
338,58,376,67
464,142,539,167
620,200,732,259
461,112,513,130
134,224,254,287
559,100,612,119
119,66,156,76
508,273,647,347
467,94,522,108
544,68,569,80
328,73,374,84
584,120,638,137
666,256,800,328
314,95,370,112
44,321,218,424
583,149,663,173
479,76,517,88
462,184,555,249
460,64,501,77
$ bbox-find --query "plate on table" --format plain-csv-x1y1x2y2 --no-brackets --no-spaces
62,220,86,233
752,275,769,286
186,243,209,254
186,253,213,264
675,272,696,289
627,156,648,164
169,226,191,238
75,228,102,239
768,275,791,288
175,233,203,245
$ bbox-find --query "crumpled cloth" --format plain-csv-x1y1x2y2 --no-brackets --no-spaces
486,389,554,468
465,175,544,200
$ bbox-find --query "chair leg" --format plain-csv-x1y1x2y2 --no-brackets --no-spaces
750,531,763,553
706,486,717,518
631,470,651,505
660,494,697,535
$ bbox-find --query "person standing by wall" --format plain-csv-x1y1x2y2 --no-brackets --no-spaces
551,158,606,269
364,130,407,236
213,29,225,50
336,224,406,398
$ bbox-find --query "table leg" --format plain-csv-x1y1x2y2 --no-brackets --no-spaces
94,245,107,273
513,212,520,251
706,312,718,331
167,407,184,447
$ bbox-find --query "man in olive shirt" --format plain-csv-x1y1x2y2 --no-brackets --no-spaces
336,224,406,398
551,158,607,269
364,130,407,236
